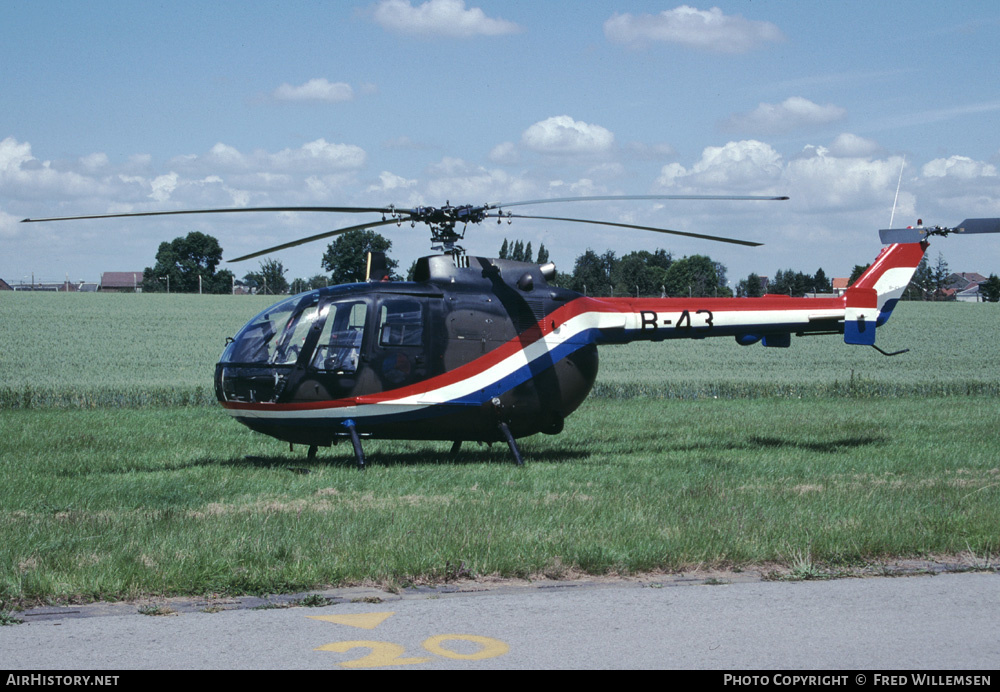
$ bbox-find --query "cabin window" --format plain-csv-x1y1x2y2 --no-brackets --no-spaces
311,300,368,373
378,299,423,347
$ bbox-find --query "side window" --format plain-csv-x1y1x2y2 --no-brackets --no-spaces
311,301,367,373
379,300,424,347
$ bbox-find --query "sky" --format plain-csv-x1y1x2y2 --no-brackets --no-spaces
3,0,999,288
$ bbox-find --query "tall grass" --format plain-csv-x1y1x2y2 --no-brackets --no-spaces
2,293,998,407
1,292,272,408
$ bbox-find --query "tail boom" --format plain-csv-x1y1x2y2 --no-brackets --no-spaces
586,240,929,349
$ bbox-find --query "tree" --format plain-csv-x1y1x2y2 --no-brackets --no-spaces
737,272,764,297
932,252,950,298
536,243,550,264
848,264,870,286
611,250,672,296
306,274,329,290
813,268,831,294
243,258,289,295
499,239,510,260
981,274,1000,302
141,231,234,293
321,229,399,285
663,255,725,297
906,255,934,300
568,249,613,295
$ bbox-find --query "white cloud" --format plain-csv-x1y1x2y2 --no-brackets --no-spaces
271,139,367,172
786,148,905,210
0,137,105,200
546,178,603,197
604,5,783,53
827,133,881,158
149,172,179,202
653,140,914,214
205,143,247,170
0,206,19,239
489,142,518,165
79,152,109,172
724,97,846,135
372,0,521,37
367,170,418,193
427,156,473,177
171,140,368,176
922,155,997,179
425,165,532,202
273,78,355,103
521,116,615,156
658,140,783,190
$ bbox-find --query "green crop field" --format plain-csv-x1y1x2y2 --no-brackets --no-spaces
3,292,999,406
1,292,998,610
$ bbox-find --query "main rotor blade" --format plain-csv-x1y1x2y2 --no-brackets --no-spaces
492,213,763,247
227,217,403,263
21,206,398,223
491,194,789,209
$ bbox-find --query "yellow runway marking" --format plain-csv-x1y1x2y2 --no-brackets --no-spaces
307,611,395,630
314,640,430,668
423,634,510,660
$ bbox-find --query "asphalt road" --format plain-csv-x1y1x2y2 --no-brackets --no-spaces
1,571,997,670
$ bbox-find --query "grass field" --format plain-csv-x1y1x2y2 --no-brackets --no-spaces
2,293,999,406
1,293,998,610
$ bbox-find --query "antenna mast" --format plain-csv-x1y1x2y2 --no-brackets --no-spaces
889,156,905,228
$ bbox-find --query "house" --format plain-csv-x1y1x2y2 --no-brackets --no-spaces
947,272,987,290
0,278,12,291
955,285,984,302
831,278,850,297
946,272,989,303
99,271,143,292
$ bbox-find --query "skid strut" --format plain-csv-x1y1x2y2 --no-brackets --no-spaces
497,422,525,466
343,419,365,470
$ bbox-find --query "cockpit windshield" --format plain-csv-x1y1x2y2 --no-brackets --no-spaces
222,293,320,365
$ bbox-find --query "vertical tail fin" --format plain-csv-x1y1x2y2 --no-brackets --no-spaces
844,241,928,344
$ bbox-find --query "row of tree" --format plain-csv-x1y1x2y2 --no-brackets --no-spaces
498,239,550,264
140,229,1000,302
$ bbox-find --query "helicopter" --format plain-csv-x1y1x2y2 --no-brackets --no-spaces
23,199,1000,468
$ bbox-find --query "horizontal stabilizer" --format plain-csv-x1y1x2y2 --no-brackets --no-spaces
878,227,929,244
